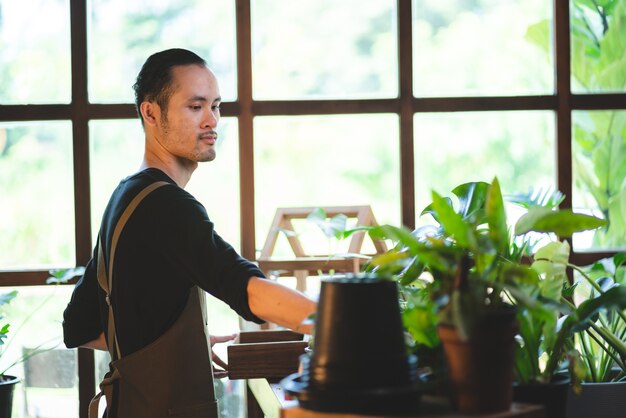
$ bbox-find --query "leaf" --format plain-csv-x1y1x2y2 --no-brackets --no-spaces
431,191,476,249
514,207,607,236
46,266,87,284
524,19,550,56
451,181,490,219
485,177,509,255
506,187,565,209
0,291,17,306
307,208,348,240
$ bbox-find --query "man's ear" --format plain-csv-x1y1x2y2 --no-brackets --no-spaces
140,101,160,126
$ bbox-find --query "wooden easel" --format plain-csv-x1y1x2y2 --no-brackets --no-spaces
257,206,388,293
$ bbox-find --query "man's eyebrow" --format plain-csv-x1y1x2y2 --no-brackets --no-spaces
188,96,222,104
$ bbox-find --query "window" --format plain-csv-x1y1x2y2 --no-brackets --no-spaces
1,1,624,417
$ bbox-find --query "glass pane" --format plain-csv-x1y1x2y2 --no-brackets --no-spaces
0,285,78,418
88,0,237,103
186,118,241,251
0,122,75,269
0,0,71,104
89,118,241,251
89,120,144,242
413,0,553,97
254,114,401,255
252,0,398,99
414,111,555,221
572,110,626,251
571,0,626,94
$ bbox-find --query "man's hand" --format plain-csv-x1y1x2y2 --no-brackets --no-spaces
210,333,238,379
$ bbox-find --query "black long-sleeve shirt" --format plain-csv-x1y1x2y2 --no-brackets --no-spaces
63,168,264,356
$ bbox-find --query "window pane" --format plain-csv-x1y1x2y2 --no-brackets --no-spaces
89,120,144,242
0,122,75,269
89,118,241,250
0,0,71,104
571,0,626,94
88,0,237,103
572,110,626,251
254,115,401,253
414,111,556,219
187,118,241,251
252,0,398,99
0,286,78,418
413,0,553,97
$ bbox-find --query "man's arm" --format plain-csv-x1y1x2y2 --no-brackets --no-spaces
81,332,108,351
247,277,316,334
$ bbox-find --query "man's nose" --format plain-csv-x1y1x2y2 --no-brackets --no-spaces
202,110,219,128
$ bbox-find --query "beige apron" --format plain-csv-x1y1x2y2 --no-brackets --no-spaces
89,181,219,418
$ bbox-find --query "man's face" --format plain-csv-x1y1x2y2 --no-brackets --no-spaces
155,64,221,163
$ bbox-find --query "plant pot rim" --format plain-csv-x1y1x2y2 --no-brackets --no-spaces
0,375,20,385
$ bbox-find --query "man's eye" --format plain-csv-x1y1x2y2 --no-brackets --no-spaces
190,105,201,110
212,105,221,111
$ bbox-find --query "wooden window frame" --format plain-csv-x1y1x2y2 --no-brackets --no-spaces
0,0,624,416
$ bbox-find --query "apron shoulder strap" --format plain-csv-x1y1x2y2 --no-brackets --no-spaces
96,180,170,360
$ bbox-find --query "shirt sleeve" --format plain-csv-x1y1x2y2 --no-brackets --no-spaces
62,245,104,348
162,190,266,324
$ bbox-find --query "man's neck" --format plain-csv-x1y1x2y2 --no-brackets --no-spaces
139,157,196,188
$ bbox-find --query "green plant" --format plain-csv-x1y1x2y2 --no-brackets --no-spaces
519,249,626,386
0,267,84,378
526,0,626,248
359,178,617,385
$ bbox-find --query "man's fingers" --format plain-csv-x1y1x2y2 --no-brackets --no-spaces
210,333,238,345
212,352,228,371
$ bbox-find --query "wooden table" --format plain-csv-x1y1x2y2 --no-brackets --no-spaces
246,379,546,418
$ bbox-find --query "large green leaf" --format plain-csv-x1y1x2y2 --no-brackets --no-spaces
451,181,489,219
431,191,476,249
485,178,509,256
307,208,348,239
514,207,607,236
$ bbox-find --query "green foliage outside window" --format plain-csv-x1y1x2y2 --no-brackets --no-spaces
527,0,626,250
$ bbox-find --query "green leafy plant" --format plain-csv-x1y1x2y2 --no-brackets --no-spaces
0,267,84,378
359,178,616,386
526,0,626,248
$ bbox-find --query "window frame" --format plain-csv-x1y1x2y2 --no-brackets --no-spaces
0,1,624,416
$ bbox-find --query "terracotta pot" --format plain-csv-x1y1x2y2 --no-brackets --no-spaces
437,308,518,414
0,375,20,418
513,374,570,418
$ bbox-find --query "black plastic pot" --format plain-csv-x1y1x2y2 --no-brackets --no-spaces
513,374,570,418
282,275,424,415
0,375,20,418
566,378,626,418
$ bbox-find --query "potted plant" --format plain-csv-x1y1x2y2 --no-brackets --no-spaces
360,178,609,415
517,247,626,418
0,267,84,418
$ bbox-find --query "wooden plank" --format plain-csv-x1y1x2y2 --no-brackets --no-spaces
280,399,545,418
252,99,399,115
238,330,304,344
228,340,308,380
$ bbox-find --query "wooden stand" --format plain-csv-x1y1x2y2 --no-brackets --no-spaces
258,206,387,293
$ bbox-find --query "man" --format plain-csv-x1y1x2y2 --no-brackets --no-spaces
63,48,316,418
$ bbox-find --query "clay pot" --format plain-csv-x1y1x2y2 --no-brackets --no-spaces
438,308,518,414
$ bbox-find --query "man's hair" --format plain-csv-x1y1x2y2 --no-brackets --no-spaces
133,48,207,124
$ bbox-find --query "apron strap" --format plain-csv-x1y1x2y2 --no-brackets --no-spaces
93,181,169,415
